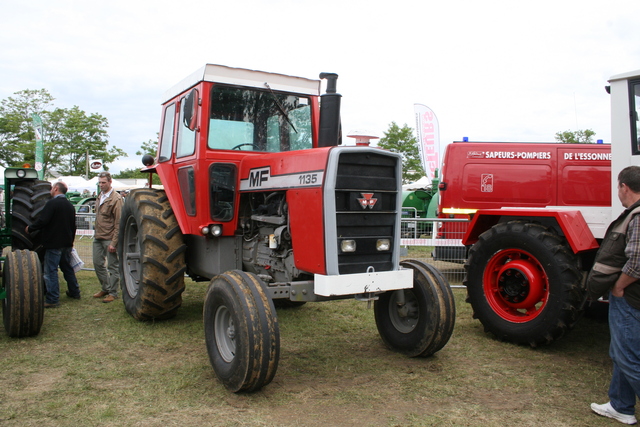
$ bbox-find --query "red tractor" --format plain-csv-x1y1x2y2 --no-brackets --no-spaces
119,64,455,392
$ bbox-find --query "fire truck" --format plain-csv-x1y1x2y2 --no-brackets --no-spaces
435,142,611,262
459,69,640,347
119,64,456,392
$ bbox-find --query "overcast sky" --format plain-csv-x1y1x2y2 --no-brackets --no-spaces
1,0,639,174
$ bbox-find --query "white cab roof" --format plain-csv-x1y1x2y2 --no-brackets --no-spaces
162,64,321,103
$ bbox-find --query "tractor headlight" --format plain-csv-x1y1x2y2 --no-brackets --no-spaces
210,225,223,237
376,239,391,251
16,169,26,178
341,239,356,252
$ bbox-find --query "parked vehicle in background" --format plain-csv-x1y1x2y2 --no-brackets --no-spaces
460,69,640,347
435,141,610,262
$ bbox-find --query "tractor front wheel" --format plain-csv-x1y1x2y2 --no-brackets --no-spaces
204,270,280,392
2,250,44,337
374,259,456,357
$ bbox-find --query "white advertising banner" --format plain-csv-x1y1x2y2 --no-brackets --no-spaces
414,103,440,180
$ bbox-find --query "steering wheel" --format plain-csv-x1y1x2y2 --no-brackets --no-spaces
231,143,259,151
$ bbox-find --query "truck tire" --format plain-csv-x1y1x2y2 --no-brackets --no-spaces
11,180,51,255
2,250,44,337
204,270,280,392
374,259,456,357
119,189,186,320
464,220,584,346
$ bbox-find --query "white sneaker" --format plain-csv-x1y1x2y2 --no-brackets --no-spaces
591,402,638,425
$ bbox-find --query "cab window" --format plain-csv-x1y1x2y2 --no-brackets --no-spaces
176,89,198,158
158,103,176,162
208,85,312,152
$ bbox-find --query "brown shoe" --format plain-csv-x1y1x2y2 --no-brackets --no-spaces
102,295,116,303
93,291,108,298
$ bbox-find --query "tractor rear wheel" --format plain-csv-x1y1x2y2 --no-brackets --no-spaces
11,180,51,255
2,250,44,337
374,259,456,357
204,270,280,392
464,220,584,346
119,189,186,320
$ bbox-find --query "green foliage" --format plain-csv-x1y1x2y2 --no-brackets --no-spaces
114,167,161,185
377,122,425,183
0,89,127,176
554,129,596,143
135,137,158,157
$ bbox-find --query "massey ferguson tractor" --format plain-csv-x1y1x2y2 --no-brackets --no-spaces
119,64,456,392
457,69,640,347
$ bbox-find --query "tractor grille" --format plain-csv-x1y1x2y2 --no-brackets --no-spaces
334,151,399,274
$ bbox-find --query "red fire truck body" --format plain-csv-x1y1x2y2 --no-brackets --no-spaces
435,141,615,347
435,142,611,261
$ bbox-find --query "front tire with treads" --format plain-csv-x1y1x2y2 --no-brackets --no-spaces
119,188,186,320
203,270,280,392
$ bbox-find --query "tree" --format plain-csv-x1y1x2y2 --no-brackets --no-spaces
377,122,425,183
0,89,54,166
554,129,596,144
0,89,127,176
136,137,158,157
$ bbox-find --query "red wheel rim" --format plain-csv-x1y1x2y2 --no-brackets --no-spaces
483,248,548,323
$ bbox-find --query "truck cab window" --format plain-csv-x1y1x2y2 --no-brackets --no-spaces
632,81,640,154
208,85,312,152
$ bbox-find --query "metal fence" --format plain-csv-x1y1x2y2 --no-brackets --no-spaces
72,212,470,285
400,217,469,285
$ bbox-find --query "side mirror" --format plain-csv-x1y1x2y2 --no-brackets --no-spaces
182,89,198,131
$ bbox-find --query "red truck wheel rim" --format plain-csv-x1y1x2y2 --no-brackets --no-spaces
483,249,548,323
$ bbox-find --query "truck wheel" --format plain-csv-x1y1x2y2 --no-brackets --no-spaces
465,221,584,346
2,250,44,337
204,270,280,392
374,259,456,357
11,180,51,255
119,189,186,320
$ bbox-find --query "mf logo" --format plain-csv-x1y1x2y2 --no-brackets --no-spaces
249,167,270,187
357,193,378,209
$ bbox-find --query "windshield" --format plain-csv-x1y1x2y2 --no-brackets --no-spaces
208,85,312,152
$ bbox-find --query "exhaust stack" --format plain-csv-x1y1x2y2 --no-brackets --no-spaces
318,72,342,147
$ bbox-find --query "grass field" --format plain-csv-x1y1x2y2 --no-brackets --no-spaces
0,267,616,427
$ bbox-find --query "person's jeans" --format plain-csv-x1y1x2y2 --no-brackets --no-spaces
43,247,81,304
608,293,640,415
93,239,119,297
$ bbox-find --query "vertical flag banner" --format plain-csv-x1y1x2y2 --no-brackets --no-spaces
31,113,44,180
414,104,440,180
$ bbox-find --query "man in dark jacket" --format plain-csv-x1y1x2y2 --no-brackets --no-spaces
27,181,81,308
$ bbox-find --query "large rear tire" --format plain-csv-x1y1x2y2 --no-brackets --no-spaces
11,180,51,255
464,220,584,346
119,189,186,320
374,259,456,357
2,250,44,337
204,270,280,392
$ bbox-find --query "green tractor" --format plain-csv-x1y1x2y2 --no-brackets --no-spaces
1,167,51,337
401,173,439,238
